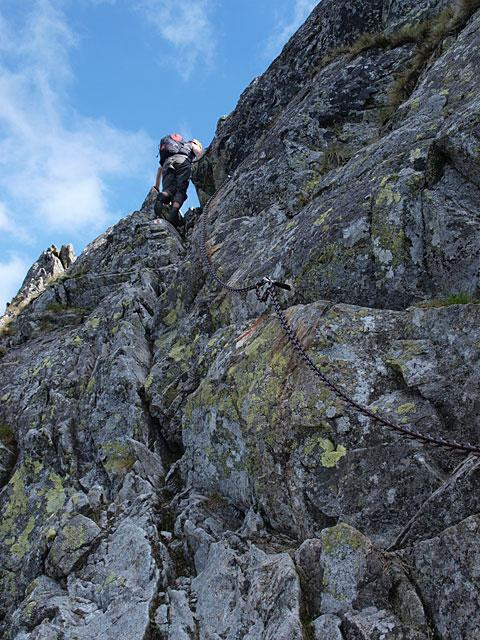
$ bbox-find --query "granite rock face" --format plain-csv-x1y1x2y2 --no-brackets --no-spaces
1,1,480,638
0,244,76,330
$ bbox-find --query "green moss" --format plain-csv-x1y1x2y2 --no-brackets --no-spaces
164,309,178,326
45,473,67,515
73,335,83,347
313,207,333,227
0,571,17,601
0,466,28,540
23,599,38,623
397,402,416,415
163,383,179,408
24,578,40,598
386,340,428,374
387,7,461,108
87,316,101,329
375,181,402,207
243,326,274,359
86,377,95,394
415,292,480,307
144,374,154,392
169,342,194,372
321,523,365,555
304,436,347,467
104,571,117,586
61,523,88,551
313,4,476,126
46,527,57,541
0,465,47,559
10,516,35,559
372,186,408,268
102,441,136,473
31,357,53,378
314,242,339,265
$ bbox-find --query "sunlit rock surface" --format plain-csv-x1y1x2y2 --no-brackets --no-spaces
1,1,480,638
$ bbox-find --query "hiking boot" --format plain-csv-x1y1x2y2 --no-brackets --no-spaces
154,192,169,217
163,206,178,226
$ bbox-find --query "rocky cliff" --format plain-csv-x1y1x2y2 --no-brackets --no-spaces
1,1,480,638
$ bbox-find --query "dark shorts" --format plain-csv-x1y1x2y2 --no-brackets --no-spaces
162,155,192,206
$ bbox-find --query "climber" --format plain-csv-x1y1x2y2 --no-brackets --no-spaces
153,134,203,229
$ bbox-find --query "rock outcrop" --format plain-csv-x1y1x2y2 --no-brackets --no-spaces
0,244,76,333
1,1,480,638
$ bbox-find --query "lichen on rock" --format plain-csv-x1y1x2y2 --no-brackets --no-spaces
1,0,480,637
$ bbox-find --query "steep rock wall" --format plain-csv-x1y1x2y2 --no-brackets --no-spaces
1,1,480,639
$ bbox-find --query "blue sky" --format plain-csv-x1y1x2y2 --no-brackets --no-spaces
0,0,318,312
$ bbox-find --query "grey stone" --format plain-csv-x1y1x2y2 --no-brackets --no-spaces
313,614,343,640
192,541,303,640
1,0,480,637
155,589,196,640
400,515,480,640
0,244,76,326
45,515,101,578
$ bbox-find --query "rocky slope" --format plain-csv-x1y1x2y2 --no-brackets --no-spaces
1,1,480,638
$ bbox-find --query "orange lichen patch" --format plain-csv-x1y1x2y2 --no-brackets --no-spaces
206,240,222,258
295,318,320,350
277,310,320,353
236,316,265,349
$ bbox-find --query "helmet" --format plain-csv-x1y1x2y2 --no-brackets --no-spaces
191,138,203,151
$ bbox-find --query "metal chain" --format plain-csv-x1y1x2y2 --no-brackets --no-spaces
264,280,480,457
199,183,480,458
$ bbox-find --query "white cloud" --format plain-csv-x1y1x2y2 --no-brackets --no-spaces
137,0,215,80
0,254,29,314
0,203,13,233
0,0,152,235
264,0,319,59
0,201,32,243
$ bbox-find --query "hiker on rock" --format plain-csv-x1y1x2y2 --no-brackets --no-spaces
153,133,203,228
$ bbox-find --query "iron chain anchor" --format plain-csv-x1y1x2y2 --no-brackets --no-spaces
255,277,291,303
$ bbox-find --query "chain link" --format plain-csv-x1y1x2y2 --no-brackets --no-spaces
266,283,480,457
199,182,480,458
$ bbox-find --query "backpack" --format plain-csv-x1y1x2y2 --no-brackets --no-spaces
159,133,191,165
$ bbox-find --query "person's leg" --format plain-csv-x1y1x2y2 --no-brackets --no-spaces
165,208,181,228
162,164,180,226
160,168,175,204
172,162,191,209
170,161,191,226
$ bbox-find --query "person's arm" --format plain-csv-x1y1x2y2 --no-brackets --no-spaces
154,166,162,190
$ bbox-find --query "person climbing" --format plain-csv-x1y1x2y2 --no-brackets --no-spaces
153,133,203,229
